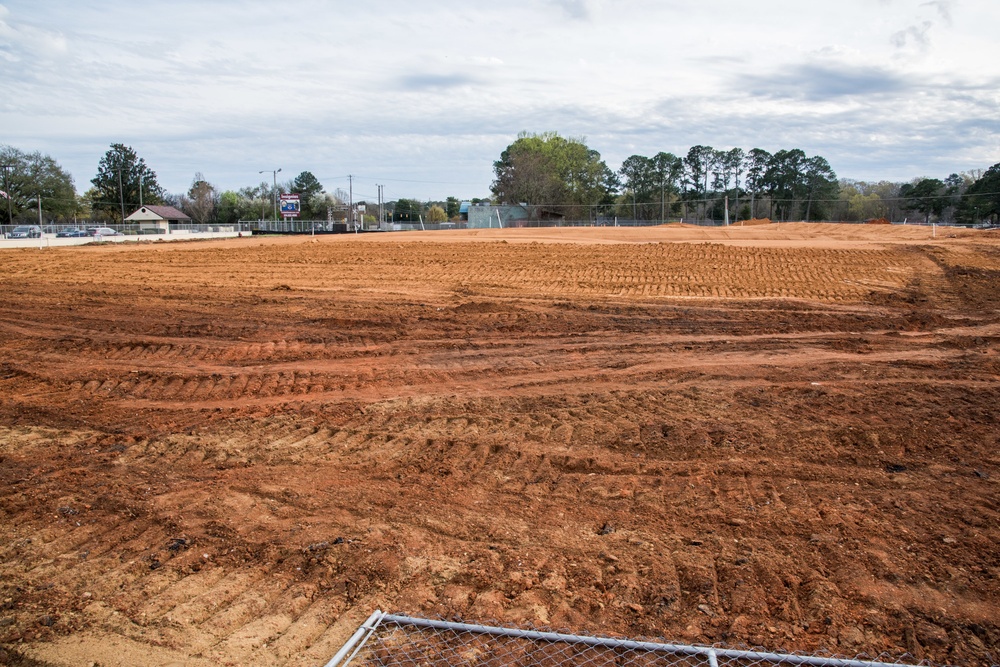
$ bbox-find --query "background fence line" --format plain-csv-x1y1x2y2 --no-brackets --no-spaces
3,218,989,240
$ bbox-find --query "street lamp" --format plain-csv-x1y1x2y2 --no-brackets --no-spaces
259,168,281,221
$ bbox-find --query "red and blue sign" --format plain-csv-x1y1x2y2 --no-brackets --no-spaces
279,194,300,218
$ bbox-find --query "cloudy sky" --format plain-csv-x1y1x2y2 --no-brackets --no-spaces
2,0,998,202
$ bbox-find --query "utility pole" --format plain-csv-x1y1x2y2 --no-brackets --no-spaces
274,169,279,222
259,168,281,221
377,184,383,227
0,164,13,226
349,175,355,232
117,168,125,224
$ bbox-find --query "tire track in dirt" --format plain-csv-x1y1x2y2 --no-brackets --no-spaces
2,229,999,666
5,319,997,410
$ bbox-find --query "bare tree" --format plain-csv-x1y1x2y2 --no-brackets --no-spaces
183,172,218,224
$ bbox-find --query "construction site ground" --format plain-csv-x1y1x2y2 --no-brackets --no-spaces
0,223,997,666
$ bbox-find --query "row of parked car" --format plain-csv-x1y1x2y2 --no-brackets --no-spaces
4,225,122,239
55,226,122,237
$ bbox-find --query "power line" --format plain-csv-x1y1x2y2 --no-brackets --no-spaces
474,189,1000,209
321,174,484,186
8,188,1000,208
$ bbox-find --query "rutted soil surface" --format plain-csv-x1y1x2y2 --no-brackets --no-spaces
0,224,998,666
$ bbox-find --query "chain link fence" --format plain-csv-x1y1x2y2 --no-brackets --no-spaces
1,222,244,237
324,611,928,667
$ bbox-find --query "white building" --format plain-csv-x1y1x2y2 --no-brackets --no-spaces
124,205,192,234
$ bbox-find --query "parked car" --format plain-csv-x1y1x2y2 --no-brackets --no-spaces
56,227,89,238
7,225,42,239
87,227,122,237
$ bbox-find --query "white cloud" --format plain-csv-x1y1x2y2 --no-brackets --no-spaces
922,0,954,24
549,0,594,20
1,0,998,197
891,20,933,50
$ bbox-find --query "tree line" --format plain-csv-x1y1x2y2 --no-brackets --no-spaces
1,139,998,227
491,132,999,225
0,143,479,227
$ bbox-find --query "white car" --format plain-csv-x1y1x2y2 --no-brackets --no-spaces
87,227,122,237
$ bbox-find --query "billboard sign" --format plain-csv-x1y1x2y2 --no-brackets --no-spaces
280,193,301,218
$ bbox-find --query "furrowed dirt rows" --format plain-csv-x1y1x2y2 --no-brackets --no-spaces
0,225,998,666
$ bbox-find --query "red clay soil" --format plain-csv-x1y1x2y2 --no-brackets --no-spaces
0,224,998,666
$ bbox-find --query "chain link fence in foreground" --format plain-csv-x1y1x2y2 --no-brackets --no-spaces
323,611,927,667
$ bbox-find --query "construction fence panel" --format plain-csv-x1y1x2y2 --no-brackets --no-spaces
323,612,928,667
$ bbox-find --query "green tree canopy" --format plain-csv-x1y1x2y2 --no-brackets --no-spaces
90,143,165,222
683,145,713,199
291,171,324,219
0,144,78,224
744,148,771,219
762,149,807,220
618,154,654,219
840,182,888,221
719,148,745,220
959,163,1000,224
617,152,683,221
491,132,617,217
392,198,423,222
426,204,447,223
651,152,684,220
838,179,903,222
682,145,717,220
802,155,838,220
216,190,244,225
900,178,947,224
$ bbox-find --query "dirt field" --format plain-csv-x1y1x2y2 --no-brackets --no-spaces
0,223,998,667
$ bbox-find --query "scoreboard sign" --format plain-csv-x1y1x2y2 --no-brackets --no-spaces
280,193,301,218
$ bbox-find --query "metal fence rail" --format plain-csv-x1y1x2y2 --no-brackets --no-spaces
323,611,927,667
0,223,244,236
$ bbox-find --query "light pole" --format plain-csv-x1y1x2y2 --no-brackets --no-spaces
259,168,281,221
117,168,126,224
